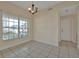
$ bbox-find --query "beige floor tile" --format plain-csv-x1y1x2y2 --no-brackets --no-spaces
36,54,47,58
4,54,17,58
15,51,30,58
0,52,3,58
69,47,79,58
58,47,69,58
1,48,15,57
30,52,41,58
50,47,59,56
0,55,3,58
48,54,58,58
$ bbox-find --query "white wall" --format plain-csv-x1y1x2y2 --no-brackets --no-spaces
33,9,59,46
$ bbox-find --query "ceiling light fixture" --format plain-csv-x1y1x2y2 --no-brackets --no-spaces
28,2,38,15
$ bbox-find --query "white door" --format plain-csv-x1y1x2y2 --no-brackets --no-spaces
61,17,72,41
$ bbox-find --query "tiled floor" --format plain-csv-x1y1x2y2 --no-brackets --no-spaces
59,40,77,48
0,40,79,58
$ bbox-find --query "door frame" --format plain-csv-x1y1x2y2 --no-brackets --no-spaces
58,14,77,46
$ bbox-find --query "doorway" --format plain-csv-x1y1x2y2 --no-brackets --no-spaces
59,14,77,47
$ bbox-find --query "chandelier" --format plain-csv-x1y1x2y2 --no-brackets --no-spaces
28,2,38,15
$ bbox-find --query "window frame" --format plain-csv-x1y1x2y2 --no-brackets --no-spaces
2,14,29,40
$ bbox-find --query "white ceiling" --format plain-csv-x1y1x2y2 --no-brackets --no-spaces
60,5,78,16
10,1,62,11
10,1,78,16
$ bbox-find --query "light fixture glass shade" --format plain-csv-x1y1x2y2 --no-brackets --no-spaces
28,8,31,11
31,11,34,13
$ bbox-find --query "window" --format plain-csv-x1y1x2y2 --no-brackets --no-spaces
2,14,28,40
3,15,18,40
19,19,28,38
